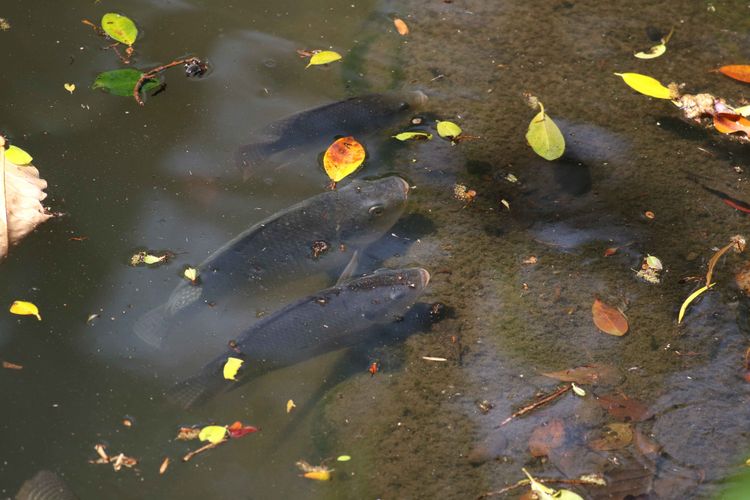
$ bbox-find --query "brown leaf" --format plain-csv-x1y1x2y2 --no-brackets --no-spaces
633,429,661,458
1,141,53,261
528,418,566,457
393,18,409,36
603,247,618,257
596,393,650,422
587,422,633,451
542,363,622,386
592,298,628,336
719,65,750,83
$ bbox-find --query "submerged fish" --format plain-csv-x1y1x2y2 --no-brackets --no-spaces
169,267,430,408
15,471,77,500
235,91,427,179
134,176,410,348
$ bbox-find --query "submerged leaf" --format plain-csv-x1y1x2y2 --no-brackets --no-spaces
306,50,342,68
222,357,244,380
436,120,462,140
323,136,365,183
92,69,160,97
597,393,650,421
101,13,138,45
588,422,633,451
4,145,32,165
392,131,432,141
525,102,565,161
615,72,673,99
9,300,41,321
592,298,628,336
719,65,750,84
541,363,621,386
528,419,566,457
198,425,228,444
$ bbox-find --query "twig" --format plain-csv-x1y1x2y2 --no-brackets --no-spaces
706,235,746,286
499,385,570,427
133,57,193,106
478,475,606,498
182,440,224,462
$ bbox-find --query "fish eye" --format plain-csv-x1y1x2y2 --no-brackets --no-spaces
369,205,385,216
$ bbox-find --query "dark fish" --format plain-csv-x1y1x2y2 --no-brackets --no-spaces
169,267,430,408
134,176,410,348
235,91,427,180
15,471,77,500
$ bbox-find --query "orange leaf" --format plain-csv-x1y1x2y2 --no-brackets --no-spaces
323,136,366,183
592,298,628,336
719,65,750,83
528,419,565,457
393,18,409,36
713,113,750,135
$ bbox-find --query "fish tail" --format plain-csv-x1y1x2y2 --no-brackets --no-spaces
15,470,77,500
167,370,228,409
133,304,170,349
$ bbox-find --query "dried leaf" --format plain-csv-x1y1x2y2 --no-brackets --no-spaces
719,65,750,83
2,360,23,370
615,72,673,99
306,50,342,68
227,421,259,439
588,422,633,451
393,18,409,35
596,393,650,422
677,284,714,324
9,300,41,321
592,298,628,336
541,363,621,386
296,460,333,480
323,136,365,183
101,13,138,46
526,102,565,161
0,142,52,261
222,357,244,380
604,247,618,257
528,418,566,457
713,113,750,135
198,425,228,444
176,427,201,440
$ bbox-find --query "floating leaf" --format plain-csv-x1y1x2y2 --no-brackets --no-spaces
592,298,628,336
101,13,138,46
64,83,76,94
183,266,198,283
522,468,583,500
734,104,750,116
634,43,666,59
542,364,621,386
2,361,23,370
286,399,296,413
142,254,165,265
323,136,365,183
392,131,432,141
198,425,227,444
678,283,714,324
713,113,750,135
9,300,41,321
645,255,663,270
528,419,565,457
227,421,259,439
336,455,351,462
5,145,32,166
604,247,618,257
614,72,673,99
393,18,409,35
526,102,565,161
588,423,633,451
571,383,586,397
306,50,342,68
92,69,160,97
719,65,750,84
159,457,170,475
303,471,331,481
436,120,462,140
222,357,244,380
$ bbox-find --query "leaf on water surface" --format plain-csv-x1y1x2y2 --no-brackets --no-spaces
183,266,198,283
596,393,650,422
522,468,583,500
713,113,750,135
227,421,259,439
198,425,228,444
287,399,296,413
323,136,365,183
222,357,244,380
336,455,351,462
592,298,628,336
436,120,462,140
159,457,169,475
176,427,201,440
2,360,23,370
525,102,565,161
677,283,714,324
734,104,750,116
634,43,666,59
296,460,333,480
306,50,342,68
571,383,586,397
5,145,32,165
9,300,41,321
645,255,663,271
393,18,409,35
92,69,160,97
392,131,432,141
528,418,566,457
604,247,618,257
718,65,750,83
541,363,621,386
587,422,633,451
101,13,138,46
614,72,673,99
64,83,76,94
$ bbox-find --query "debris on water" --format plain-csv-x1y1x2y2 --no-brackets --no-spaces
542,363,622,386
368,361,379,376
222,357,244,380
176,426,201,440
0,18,10,31
2,360,23,370
296,460,333,481
522,256,537,265
311,240,330,259
422,356,448,362
183,266,199,284
592,298,629,336
528,418,565,457
130,250,173,266
184,57,208,78
393,17,409,36
596,393,650,422
604,247,618,257
429,302,446,322
86,313,100,325
89,444,137,472
475,399,494,414
159,457,170,475
9,300,41,321
587,422,633,451
121,416,134,428
287,399,296,413
644,210,655,219
635,254,663,284
453,184,476,205
500,385,570,427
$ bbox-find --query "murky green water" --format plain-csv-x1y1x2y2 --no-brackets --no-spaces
4,0,750,498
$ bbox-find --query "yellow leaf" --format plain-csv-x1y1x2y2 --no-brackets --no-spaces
286,399,296,413
306,50,342,68
571,383,586,397
614,72,673,99
526,103,565,161
183,267,198,282
64,83,76,94
198,425,228,444
734,104,750,117
678,283,714,324
634,43,666,59
303,471,332,481
143,254,165,265
323,136,365,183
436,120,462,139
4,145,33,165
9,300,41,321
336,455,351,462
392,131,432,141
222,357,244,380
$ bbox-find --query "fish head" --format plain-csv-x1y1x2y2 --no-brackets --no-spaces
347,267,430,322
336,176,409,245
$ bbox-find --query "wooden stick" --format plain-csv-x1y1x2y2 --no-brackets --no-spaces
182,440,224,462
478,475,605,498
133,58,193,106
499,385,570,427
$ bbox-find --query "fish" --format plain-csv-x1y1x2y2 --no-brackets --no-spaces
235,91,428,180
134,176,411,348
15,471,77,500
168,267,430,408
700,184,750,214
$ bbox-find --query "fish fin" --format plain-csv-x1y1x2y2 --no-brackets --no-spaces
335,250,359,286
133,305,170,349
15,470,77,500
167,370,229,409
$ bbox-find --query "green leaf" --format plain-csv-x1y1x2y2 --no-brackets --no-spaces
525,103,565,161
392,131,433,141
4,145,33,165
92,69,160,97
198,425,228,444
436,120,462,139
101,13,138,46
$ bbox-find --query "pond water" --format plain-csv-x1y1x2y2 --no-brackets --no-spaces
3,0,750,498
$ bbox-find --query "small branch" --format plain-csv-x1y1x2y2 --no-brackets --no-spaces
478,475,606,498
499,385,570,427
134,57,196,106
182,440,224,462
